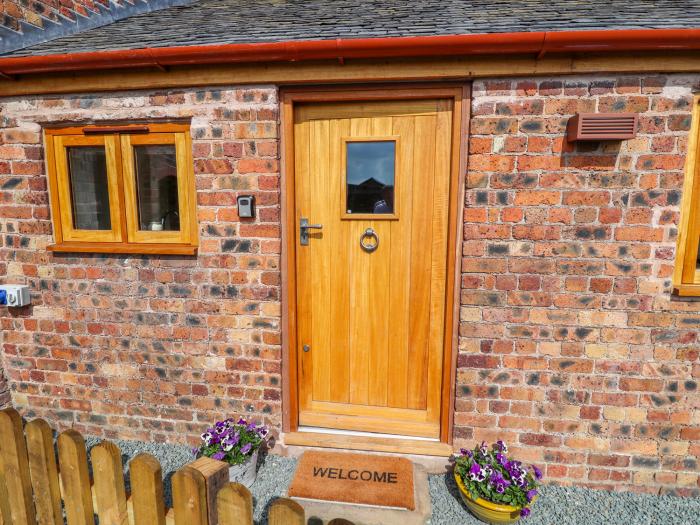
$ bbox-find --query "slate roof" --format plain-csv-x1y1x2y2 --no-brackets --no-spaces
0,0,191,56
5,0,700,57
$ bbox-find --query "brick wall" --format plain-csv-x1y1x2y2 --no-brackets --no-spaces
456,75,700,496
0,374,10,407
0,74,698,495
0,86,282,443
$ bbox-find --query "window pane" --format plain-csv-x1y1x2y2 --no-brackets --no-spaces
134,145,180,231
346,141,395,214
67,146,112,230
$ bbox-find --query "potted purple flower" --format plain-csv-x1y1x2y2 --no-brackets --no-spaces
194,417,269,487
453,441,541,524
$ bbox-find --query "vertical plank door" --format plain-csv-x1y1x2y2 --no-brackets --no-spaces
294,99,453,438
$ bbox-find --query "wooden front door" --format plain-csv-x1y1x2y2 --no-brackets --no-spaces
293,96,456,439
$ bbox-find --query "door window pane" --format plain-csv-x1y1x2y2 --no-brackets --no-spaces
67,146,111,230
346,141,395,214
134,145,180,231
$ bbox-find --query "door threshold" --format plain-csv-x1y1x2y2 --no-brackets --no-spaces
283,429,453,457
298,425,440,441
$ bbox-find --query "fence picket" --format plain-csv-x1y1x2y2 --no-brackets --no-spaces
0,464,12,525
268,498,305,525
92,441,128,525
0,418,361,525
130,453,166,525
58,429,95,525
216,482,253,525
0,408,37,525
25,419,62,525
172,465,208,525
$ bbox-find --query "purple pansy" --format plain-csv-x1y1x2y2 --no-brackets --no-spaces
195,416,269,464
469,462,487,482
222,433,240,452
489,470,511,494
532,465,542,480
526,489,538,502
520,507,531,518
506,460,526,482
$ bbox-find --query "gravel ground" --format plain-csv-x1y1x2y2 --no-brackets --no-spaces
83,437,700,525
84,436,194,508
427,472,700,525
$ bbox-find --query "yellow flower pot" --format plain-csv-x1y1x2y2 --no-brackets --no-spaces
453,471,525,525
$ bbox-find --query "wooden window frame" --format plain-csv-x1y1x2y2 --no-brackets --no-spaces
44,123,198,255
674,96,700,296
53,134,123,243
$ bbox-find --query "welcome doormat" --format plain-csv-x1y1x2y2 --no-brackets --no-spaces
287,451,415,510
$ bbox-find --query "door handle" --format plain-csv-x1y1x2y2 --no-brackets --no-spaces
300,218,323,246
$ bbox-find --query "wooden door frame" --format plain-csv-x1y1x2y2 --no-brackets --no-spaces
280,83,470,448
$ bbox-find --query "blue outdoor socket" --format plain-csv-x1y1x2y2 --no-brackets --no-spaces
0,290,6,306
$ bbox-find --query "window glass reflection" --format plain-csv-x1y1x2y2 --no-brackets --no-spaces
67,146,111,230
134,145,180,231
346,141,395,214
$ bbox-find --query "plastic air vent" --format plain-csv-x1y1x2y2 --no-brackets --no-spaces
566,113,638,142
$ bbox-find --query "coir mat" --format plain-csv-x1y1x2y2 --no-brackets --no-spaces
287,450,415,510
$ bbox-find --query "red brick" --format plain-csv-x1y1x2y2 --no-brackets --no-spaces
615,226,664,242
469,154,515,171
636,154,686,170
518,155,561,171
563,191,610,206
514,191,561,206
619,378,664,392
599,208,623,224
237,158,278,173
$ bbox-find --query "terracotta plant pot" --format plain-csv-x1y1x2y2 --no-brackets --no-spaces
453,471,525,525
228,450,259,487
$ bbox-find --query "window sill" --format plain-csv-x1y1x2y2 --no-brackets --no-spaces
673,284,700,297
48,242,198,256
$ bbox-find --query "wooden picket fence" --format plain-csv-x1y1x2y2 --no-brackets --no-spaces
0,408,355,525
